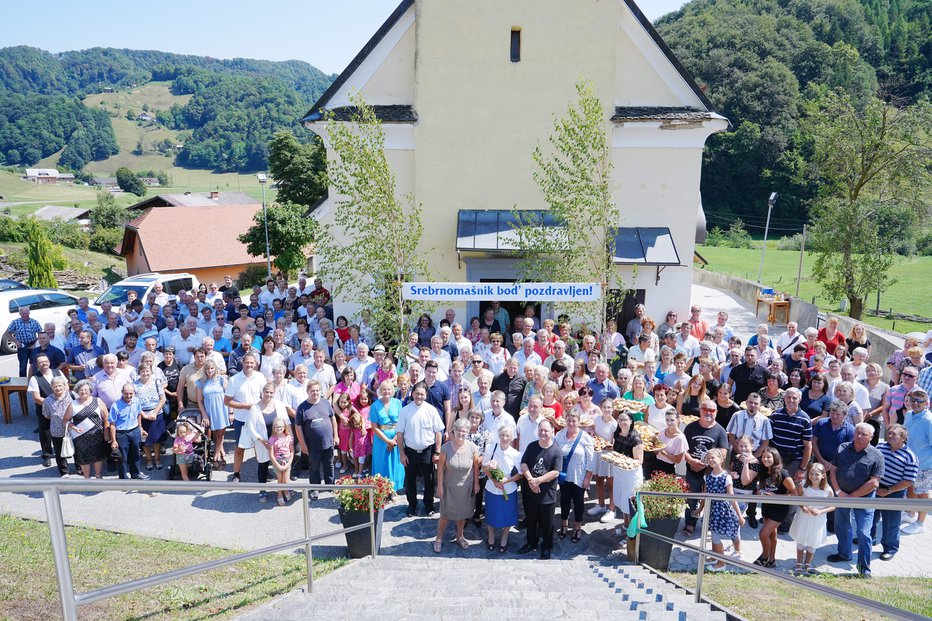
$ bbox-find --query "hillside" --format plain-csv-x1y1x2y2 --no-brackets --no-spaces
0,46,333,174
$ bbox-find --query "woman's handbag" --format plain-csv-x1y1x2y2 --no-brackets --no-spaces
60,434,75,459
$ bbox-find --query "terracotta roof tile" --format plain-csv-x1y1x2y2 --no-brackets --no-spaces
124,204,266,271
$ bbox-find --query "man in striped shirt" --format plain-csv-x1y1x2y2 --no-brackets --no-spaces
871,424,918,560
768,387,812,532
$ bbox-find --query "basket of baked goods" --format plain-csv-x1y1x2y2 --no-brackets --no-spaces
592,435,613,452
601,451,642,471
633,421,667,452
613,397,648,414
541,407,565,430
679,414,699,426
739,402,774,417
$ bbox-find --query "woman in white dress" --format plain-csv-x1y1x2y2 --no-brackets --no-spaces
609,410,643,527
588,398,618,523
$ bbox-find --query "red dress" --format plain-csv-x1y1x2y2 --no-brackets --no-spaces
817,328,846,356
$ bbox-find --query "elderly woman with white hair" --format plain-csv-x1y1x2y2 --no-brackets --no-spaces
482,424,522,551
833,381,864,426
44,375,74,476
434,418,480,553
69,379,111,478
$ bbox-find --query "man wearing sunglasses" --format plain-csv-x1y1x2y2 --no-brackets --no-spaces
680,400,728,537
902,388,931,535
883,366,920,428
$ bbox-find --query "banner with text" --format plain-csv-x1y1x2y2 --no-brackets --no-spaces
402,282,601,302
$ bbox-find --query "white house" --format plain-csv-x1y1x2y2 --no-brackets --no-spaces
303,0,728,330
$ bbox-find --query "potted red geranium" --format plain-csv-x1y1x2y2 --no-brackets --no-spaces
334,474,394,558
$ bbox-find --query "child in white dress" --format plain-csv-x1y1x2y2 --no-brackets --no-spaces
788,462,835,574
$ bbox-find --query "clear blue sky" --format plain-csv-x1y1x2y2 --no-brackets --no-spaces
1,1,688,75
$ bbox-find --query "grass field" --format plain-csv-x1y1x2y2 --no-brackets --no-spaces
698,244,931,334
0,514,345,621
670,571,932,621
0,242,125,282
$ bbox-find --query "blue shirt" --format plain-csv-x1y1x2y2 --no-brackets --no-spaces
814,418,854,463
877,442,919,487
8,318,42,346
587,378,620,406
769,408,813,462
109,398,142,431
67,344,105,381
904,409,932,469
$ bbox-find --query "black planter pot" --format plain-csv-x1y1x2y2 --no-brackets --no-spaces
636,516,681,571
338,506,384,558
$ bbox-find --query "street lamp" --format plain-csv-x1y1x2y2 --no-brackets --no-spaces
757,191,778,284
256,173,271,279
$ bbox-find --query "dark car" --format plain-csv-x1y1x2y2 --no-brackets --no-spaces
0,279,30,292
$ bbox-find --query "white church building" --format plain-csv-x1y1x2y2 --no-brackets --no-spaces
303,0,728,329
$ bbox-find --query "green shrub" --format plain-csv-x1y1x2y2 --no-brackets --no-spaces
725,219,754,249
705,227,725,247
237,263,271,290
777,233,804,251
46,219,90,250
89,227,124,254
0,215,29,242
917,231,932,257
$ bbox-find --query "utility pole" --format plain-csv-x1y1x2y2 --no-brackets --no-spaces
795,223,807,298
257,173,271,278
757,192,778,284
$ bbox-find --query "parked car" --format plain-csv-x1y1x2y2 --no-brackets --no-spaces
0,279,30,292
93,272,201,311
0,289,79,354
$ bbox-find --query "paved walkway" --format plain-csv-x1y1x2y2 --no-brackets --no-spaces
0,284,928,578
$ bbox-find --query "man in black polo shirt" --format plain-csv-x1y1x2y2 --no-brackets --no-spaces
491,357,527,422
728,346,767,404
828,423,884,577
681,399,729,537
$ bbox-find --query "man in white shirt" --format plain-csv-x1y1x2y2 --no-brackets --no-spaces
627,334,656,369
831,364,872,409
483,390,516,437
516,395,545,457
347,342,375,380
397,383,444,517
675,322,701,358
258,279,279,309
157,315,180,351
543,340,575,374
429,336,452,376
307,350,337,395
463,353,491,389
170,323,200,366
224,354,266,483
98,312,128,354
513,337,542,374
289,338,315,371
776,322,803,357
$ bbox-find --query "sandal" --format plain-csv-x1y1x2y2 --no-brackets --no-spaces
472,517,483,527
571,529,582,544
765,559,776,568
558,525,568,540
456,538,470,550
432,540,442,553
681,525,695,538
487,542,495,551
753,556,767,567
499,544,508,553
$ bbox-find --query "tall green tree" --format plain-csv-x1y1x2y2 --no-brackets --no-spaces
806,90,932,319
318,92,432,350
267,131,327,207
90,191,130,230
115,167,146,197
511,79,623,330
239,202,317,279
26,222,58,289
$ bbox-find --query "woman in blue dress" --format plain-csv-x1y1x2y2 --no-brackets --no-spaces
369,380,405,492
196,359,229,468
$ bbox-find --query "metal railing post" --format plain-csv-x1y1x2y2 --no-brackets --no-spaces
301,489,314,594
369,487,377,559
694,500,712,604
43,488,78,621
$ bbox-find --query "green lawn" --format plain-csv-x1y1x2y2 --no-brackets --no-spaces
0,242,125,281
670,571,932,621
698,244,931,334
0,514,346,621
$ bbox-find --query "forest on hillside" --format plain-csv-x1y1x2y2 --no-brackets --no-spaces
656,0,930,231
0,46,333,172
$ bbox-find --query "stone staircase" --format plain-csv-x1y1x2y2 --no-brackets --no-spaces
237,556,728,621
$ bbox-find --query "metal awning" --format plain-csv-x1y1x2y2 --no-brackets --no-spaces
455,210,681,266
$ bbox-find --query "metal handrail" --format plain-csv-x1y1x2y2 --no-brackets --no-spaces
633,490,932,621
0,478,378,621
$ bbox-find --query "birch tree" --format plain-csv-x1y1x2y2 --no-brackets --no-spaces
512,79,624,330
317,92,432,351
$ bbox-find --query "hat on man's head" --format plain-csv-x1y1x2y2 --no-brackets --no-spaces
372,344,386,353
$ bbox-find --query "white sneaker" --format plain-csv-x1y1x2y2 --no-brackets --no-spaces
587,505,607,516
901,521,925,535
730,550,742,561
901,512,917,523
600,510,618,524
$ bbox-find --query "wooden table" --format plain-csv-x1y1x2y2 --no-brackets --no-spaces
756,295,791,324
0,377,30,424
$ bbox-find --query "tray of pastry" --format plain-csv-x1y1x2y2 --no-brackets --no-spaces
600,451,641,471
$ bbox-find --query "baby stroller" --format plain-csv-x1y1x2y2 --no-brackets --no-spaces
166,408,213,481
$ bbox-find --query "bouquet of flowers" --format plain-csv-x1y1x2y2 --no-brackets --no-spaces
487,460,508,501
637,471,690,519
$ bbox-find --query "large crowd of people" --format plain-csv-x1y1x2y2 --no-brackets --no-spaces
13,276,932,574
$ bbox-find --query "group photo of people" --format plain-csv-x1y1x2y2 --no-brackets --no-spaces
13,274,932,573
